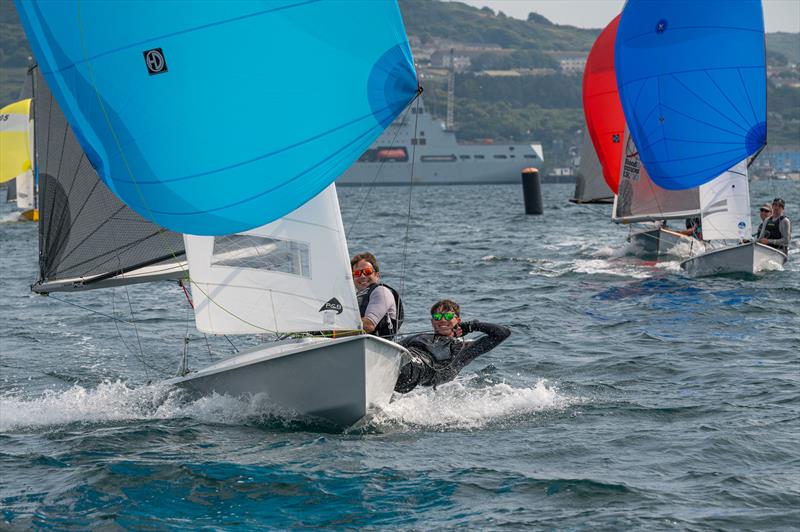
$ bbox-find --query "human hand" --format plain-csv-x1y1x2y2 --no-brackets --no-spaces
758,238,768,244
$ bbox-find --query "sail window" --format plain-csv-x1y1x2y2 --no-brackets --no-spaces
212,234,310,278
421,155,457,162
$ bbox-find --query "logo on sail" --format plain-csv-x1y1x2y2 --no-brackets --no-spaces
143,48,168,75
319,298,343,314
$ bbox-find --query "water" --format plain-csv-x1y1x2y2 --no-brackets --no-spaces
1,181,798,530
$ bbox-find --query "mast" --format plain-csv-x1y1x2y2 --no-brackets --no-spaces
446,48,455,131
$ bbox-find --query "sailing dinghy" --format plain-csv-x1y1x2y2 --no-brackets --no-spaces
676,162,787,276
614,0,782,276
20,0,419,426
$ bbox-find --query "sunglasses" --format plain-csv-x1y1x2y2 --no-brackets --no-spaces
760,208,770,212
352,267,374,278
431,312,457,321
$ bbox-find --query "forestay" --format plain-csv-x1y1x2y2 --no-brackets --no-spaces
614,0,766,190
32,68,186,293
16,0,419,235
186,185,360,335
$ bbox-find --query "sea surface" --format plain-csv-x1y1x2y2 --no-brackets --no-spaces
1,181,798,530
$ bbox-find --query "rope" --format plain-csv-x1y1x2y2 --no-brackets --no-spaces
48,292,172,377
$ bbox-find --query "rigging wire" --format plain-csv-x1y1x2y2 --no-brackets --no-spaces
399,94,422,297
47,292,172,377
345,100,417,239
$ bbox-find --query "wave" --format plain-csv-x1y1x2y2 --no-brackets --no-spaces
371,379,572,430
0,211,24,224
0,381,303,432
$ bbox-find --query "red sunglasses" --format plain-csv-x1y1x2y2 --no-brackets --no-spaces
352,267,374,278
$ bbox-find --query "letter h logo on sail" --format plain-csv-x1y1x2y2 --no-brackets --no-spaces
143,48,168,75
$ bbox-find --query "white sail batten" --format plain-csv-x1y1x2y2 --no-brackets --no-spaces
612,126,701,223
186,184,361,335
699,160,751,241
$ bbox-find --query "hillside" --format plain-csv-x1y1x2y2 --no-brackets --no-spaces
1,0,798,163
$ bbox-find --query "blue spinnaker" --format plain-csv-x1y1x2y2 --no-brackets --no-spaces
614,0,766,190
16,0,418,235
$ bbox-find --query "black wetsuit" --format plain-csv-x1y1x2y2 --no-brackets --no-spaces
394,320,511,393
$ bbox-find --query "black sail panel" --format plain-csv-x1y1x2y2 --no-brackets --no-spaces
33,67,185,292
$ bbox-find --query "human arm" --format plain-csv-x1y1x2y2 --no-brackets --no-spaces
362,286,395,332
361,317,376,333
450,320,511,373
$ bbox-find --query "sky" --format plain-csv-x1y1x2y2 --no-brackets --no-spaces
458,0,800,33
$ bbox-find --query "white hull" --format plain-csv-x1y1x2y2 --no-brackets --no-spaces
338,154,537,185
165,335,406,427
680,242,787,277
628,228,703,259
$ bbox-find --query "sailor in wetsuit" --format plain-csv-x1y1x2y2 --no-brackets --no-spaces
351,252,404,338
395,299,511,393
758,197,791,254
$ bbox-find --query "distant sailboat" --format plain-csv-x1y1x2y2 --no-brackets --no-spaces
614,0,786,275
19,0,419,425
570,125,613,204
0,98,37,221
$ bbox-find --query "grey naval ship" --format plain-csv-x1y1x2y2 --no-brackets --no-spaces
337,99,544,185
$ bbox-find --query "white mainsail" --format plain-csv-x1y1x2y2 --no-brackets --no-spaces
186,184,361,335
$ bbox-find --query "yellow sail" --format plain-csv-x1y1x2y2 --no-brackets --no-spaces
0,98,32,184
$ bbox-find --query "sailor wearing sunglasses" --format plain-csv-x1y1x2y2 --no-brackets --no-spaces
395,299,510,393
350,252,404,338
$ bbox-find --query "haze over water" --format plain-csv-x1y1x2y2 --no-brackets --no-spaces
1,181,798,529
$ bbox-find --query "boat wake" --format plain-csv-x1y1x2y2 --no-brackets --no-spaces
0,379,574,433
371,379,573,430
0,381,303,432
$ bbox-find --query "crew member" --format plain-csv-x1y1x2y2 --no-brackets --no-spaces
395,299,510,393
678,217,702,240
758,197,791,254
351,252,403,338
755,202,771,238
